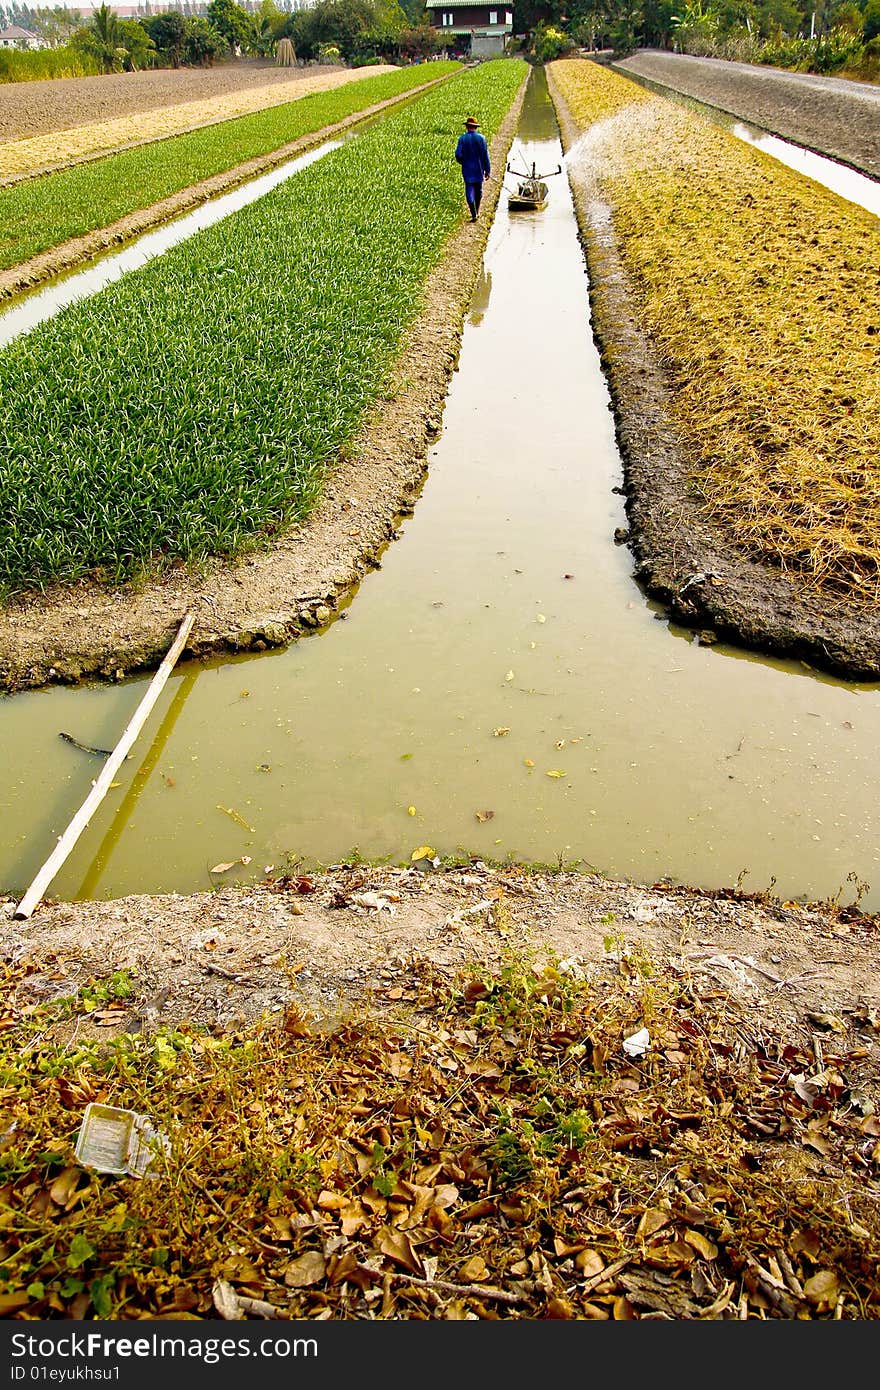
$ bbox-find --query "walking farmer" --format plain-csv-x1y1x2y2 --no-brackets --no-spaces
455,115,491,222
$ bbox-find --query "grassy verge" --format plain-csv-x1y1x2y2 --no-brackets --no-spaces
551,59,880,602
0,60,524,596
1,949,877,1319
0,63,459,273
0,46,101,82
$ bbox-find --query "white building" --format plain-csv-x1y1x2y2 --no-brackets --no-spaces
0,23,46,48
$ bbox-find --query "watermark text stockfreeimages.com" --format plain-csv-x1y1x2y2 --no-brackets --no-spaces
10,1332,317,1372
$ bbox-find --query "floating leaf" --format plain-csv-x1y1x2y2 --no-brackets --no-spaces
504,670,514,682
411,845,435,861
493,727,511,738
546,769,567,778
475,810,495,823
407,805,417,816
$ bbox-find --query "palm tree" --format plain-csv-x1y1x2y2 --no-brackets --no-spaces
90,2,124,70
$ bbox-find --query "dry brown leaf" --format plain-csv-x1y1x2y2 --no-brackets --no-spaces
459,1255,489,1283
49,1166,81,1208
804,1270,839,1310
637,1208,670,1239
575,1249,606,1278
284,1251,327,1288
684,1229,719,1261
217,1254,261,1285
377,1227,423,1276
546,1297,575,1318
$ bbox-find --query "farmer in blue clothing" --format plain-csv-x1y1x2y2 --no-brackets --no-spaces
455,115,491,222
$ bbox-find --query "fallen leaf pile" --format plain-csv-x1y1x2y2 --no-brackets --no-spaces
0,948,878,1320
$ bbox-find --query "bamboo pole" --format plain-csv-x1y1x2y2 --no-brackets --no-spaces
14,613,195,921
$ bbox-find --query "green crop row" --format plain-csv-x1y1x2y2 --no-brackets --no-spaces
0,62,460,274
0,59,525,595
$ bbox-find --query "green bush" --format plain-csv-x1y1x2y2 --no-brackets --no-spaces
531,23,574,61
0,44,101,82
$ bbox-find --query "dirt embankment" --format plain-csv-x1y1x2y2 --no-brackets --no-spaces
616,50,880,179
5,862,878,1064
5,862,880,1322
0,75,449,303
0,77,529,694
0,60,350,144
547,64,880,681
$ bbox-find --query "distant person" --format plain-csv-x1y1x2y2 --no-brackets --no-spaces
455,116,491,223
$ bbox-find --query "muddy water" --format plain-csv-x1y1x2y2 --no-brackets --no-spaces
613,66,880,218
4,67,880,909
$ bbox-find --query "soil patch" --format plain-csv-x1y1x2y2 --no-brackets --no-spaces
617,50,880,179
0,61,352,145
6,863,877,1041
0,67,395,185
0,79,528,693
0,76,448,303
547,64,880,680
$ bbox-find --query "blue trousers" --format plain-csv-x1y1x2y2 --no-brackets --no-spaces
464,180,483,219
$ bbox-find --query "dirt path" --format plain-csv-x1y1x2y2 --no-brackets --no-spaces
0,61,350,144
616,50,880,179
0,79,528,693
5,863,878,1059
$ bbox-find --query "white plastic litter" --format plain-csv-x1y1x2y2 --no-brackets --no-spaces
622,1027,651,1058
75,1102,168,1178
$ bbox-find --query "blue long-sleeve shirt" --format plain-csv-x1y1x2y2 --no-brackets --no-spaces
455,130,490,183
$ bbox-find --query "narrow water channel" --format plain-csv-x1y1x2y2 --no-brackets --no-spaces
3,67,880,908
0,139,341,349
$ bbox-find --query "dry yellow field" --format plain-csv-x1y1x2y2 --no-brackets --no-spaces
0,65,394,181
552,59,880,601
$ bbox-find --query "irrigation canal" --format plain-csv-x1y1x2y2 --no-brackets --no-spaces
3,66,880,909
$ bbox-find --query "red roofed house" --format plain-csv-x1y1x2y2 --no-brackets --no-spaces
424,1,513,56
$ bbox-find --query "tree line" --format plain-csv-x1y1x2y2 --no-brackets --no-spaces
1,0,444,72
520,0,879,75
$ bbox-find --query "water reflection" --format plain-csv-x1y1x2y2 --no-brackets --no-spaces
468,265,493,325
